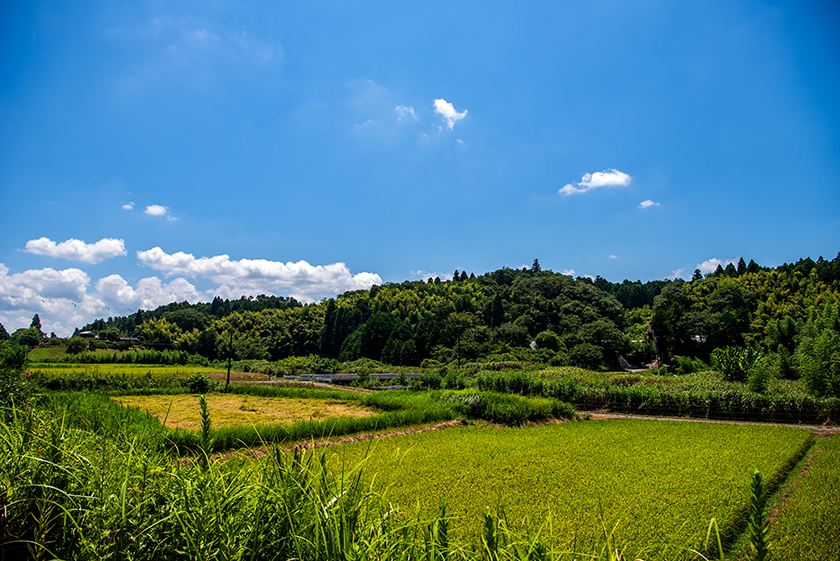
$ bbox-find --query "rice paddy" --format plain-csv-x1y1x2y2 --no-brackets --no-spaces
326,419,814,558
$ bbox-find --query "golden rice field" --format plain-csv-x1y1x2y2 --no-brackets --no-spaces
112,393,376,431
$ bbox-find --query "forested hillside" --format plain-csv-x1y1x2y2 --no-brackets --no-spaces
61,255,840,388
74,261,629,370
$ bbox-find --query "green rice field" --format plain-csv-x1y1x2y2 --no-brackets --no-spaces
327,419,813,559
29,362,227,375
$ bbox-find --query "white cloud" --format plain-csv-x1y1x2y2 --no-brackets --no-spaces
410,270,453,282
0,262,211,337
1,245,381,336
562,269,575,276
395,105,418,121
668,268,686,280
96,275,203,311
607,254,619,259
145,204,168,216
696,257,740,274
433,98,467,130
639,199,659,208
136,247,382,301
24,237,127,264
559,169,632,196
122,202,135,210
0,264,90,304
0,264,95,336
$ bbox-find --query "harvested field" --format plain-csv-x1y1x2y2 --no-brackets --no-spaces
112,393,376,431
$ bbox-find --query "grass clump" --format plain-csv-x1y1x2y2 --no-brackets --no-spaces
440,390,577,425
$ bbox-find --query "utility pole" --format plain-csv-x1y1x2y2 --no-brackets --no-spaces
226,324,234,391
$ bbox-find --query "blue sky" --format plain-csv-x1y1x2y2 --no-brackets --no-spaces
1,0,838,336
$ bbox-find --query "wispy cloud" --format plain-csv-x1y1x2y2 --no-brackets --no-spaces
109,17,283,95
23,237,127,264
395,105,418,121
122,202,135,210
433,99,467,130
607,254,619,259
669,268,686,280
639,199,659,208
559,169,632,196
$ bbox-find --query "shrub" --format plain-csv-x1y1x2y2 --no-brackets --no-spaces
610,374,642,387
797,330,840,398
712,346,761,382
569,343,604,370
440,390,576,426
417,371,443,390
534,330,562,351
672,355,708,375
184,373,217,394
748,355,777,394
66,337,89,354
353,371,372,388
441,369,467,389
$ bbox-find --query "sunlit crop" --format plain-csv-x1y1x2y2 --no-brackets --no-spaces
327,419,813,559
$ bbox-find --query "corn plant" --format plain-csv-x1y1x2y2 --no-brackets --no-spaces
748,469,770,561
